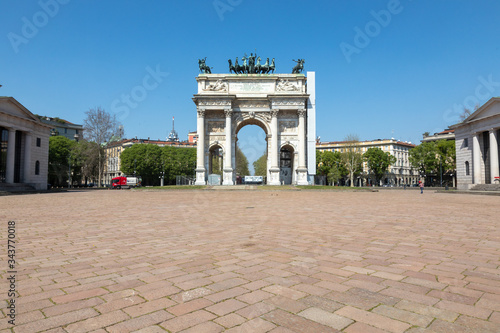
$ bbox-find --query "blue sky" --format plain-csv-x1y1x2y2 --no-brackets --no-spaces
2,0,500,170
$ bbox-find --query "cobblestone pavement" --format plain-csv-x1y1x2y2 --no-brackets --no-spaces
1,189,500,332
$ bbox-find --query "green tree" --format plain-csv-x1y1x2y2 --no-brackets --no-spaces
235,146,250,176
49,136,76,186
121,144,196,186
341,134,363,187
253,153,267,176
316,150,345,185
409,141,439,178
436,140,456,174
121,144,161,185
363,148,397,185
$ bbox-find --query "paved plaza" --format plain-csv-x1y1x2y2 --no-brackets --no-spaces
1,189,500,332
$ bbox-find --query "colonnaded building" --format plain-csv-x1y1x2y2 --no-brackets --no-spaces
451,97,500,190
0,97,50,190
192,68,316,185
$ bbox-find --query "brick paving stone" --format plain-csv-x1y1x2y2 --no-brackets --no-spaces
95,296,145,313
224,318,277,333
107,310,172,333
435,299,492,319
235,302,276,319
51,288,108,304
214,313,247,328
206,299,247,316
13,308,99,333
166,298,213,316
325,288,399,310
131,326,166,333
343,322,388,333
489,311,500,323
205,287,248,302
395,299,459,322
335,306,411,333
262,309,338,333
380,287,439,306
236,290,274,304
264,295,308,314
159,310,216,332
178,321,224,333
208,278,249,291
371,305,433,328
64,310,130,333
455,315,500,332
267,328,296,333
124,297,177,318
262,285,307,300
298,307,353,330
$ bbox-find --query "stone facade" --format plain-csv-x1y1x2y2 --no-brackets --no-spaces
192,73,315,185
0,97,51,190
451,97,500,190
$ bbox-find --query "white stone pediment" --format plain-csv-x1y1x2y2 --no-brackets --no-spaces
466,98,500,123
0,97,40,123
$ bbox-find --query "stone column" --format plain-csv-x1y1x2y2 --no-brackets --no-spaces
490,129,499,183
473,133,482,184
223,109,234,185
23,132,32,183
195,109,206,185
5,129,16,184
268,109,280,185
296,109,308,185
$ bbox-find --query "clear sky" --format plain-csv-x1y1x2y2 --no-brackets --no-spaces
2,0,500,172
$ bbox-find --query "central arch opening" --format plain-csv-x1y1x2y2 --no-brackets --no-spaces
235,119,268,183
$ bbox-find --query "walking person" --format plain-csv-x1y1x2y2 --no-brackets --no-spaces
419,180,424,194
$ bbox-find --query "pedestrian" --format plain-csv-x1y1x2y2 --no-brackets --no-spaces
419,180,424,194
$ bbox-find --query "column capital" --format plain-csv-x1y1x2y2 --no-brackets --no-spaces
224,109,233,117
197,108,206,118
297,109,307,117
270,109,279,118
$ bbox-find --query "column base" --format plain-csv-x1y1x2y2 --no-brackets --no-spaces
223,168,234,185
296,168,309,185
195,168,206,185
268,167,281,185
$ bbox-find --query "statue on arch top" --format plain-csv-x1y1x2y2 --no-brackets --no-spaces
292,59,305,74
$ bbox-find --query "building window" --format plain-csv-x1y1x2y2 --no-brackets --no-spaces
35,161,40,175
36,138,41,147
464,138,468,147
465,161,470,176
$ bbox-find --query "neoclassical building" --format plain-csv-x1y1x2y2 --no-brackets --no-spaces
451,97,500,190
0,97,50,190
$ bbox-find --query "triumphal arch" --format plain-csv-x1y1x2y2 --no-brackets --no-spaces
193,60,315,186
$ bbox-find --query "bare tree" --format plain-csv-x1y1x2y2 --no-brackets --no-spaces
83,107,122,186
460,104,480,121
341,134,363,187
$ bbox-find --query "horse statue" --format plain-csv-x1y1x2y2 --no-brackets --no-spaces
259,58,269,74
228,59,236,74
234,57,243,74
255,56,262,74
268,58,275,74
198,57,212,74
292,59,304,74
